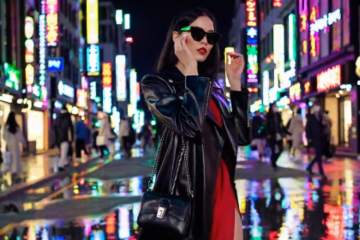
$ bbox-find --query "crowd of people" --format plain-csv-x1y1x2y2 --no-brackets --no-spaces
251,102,334,178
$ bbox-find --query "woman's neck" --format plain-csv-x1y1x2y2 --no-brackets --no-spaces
175,62,186,76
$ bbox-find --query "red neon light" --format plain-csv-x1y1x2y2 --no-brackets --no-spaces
106,213,116,236
248,88,258,93
273,0,282,7
316,65,341,92
246,0,257,27
302,40,308,53
304,81,311,94
102,63,112,88
126,37,133,43
300,14,307,31
45,0,59,46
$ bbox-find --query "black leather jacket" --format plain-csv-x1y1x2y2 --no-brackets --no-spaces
139,67,251,240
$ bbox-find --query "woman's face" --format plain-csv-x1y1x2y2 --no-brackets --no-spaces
174,16,215,62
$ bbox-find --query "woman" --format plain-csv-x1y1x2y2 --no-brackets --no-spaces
139,8,250,240
252,111,267,161
289,108,304,160
3,112,26,183
266,103,286,170
98,114,115,159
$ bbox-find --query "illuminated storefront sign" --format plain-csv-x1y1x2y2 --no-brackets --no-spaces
269,87,277,104
57,81,74,99
116,55,127,101
304,81,311,94
116,10,123,25
282,60,296,89
246,0,258,84
262,70,270,106
45,0,59,46
224,47,234,87
317,65,341,92
250,100,262,113
86,0,99,44
356,56,360,78
273,24,284,90
87,44,100,75
76,89,88,108
273,0,282,7
48,57,64,71
124,13,130,30
25,16,35,87
102,63,112,113
289,83,301,102
309,7,318,57
4,63,21,91
38,0,48,104
310,9,341,34
129,69,137,116
90,81,96,100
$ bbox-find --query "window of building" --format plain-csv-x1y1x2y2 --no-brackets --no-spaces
99,6,107,20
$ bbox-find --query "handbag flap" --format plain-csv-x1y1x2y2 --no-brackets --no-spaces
140,191,191,222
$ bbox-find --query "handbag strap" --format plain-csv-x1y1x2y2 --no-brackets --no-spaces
148,127,194,198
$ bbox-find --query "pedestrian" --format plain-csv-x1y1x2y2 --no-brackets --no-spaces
140,120,153,152
306,102,327,178
75,116,90,160
52,106,74,171
266,103,286,170
97,114,115,159
252,111,267,161
119,117,131,158
137,8,250,240
3,112,26,184
285,115,294,156
91,125,99,154
323,110,334,162
288,108,304,160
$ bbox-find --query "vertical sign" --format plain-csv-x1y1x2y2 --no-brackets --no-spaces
124,14,130,30
45,0,59,46
273,24,284,90
262,70,270,106
102,63,112,113
87,45,100,75
246,0,258,84
273,0,282,7
224,47,234,88
86,0,99,44
129,69,137,116
116,55,126,101
25,16,35,87
39,0,48,104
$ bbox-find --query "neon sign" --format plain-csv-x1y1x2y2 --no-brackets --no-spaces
309,7,318,57
246,0,258,84
124,14,130,30
48,57,64,71
310,9,341,34
317,65,341,92
86,0,99,44
262,70,269,106
304,81,311,94
116,10,123,25
90,81,96,100
289,83,301,102
273,24,284,90
129,69,137,116
246,0,257,27
273,0,282,7
224,47,234,87
58,81,74,99
76,89,88,108
39,3,46,87
25,16,35,86
87,44,100,75
45,0,59,47
102,63,112,113
116,55,127,101
4,63,21,91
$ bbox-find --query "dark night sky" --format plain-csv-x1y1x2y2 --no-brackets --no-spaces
114,0,236,79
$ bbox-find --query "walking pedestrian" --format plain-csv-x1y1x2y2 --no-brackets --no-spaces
137,8,250,240
119,117,131,157
75,117,90,160
288,108,304,160
53,106,74,171
252,111,267,161
97,114,115,159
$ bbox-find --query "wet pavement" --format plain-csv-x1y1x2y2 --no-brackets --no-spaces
1,148,360,239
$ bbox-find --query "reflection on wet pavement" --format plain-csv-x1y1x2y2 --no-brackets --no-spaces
2,149,360,239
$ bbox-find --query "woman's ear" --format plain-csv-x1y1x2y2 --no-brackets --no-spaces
172,31,180,42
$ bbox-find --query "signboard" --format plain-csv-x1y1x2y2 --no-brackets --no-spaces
25,16,35,86
246,0,258,84
87,44,100,75
273,0,282,7
57,80,74,99
310,9,341,34
273,24,284,90
116,55,126,101
86,0,99,44
317,65,341,92
124,14,130,30
90,81,96,100
76,89,88,108
102,63,112,113
48,57,64,71
129,69,137,116
4,63,21,91
289,82,301,102
45,0,59,46
116,10,123,25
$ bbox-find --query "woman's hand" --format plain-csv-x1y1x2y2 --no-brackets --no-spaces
226,52,245,91
174,35,198,76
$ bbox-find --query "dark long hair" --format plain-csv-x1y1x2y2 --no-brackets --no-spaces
156,8,220,80
267,103,276,119
5,112,19,134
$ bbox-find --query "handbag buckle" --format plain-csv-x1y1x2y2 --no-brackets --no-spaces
156,206,167,219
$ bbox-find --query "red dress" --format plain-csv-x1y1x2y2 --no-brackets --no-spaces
209,98,240,240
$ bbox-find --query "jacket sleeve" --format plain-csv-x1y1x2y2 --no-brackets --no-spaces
230,90,251,146
141,74,212,138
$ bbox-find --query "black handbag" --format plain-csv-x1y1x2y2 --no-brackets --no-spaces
137,127,194,236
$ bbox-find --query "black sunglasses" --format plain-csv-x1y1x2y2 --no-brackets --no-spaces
180,26,220,45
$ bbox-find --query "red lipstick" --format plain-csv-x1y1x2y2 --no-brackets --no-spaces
197,47,207,55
